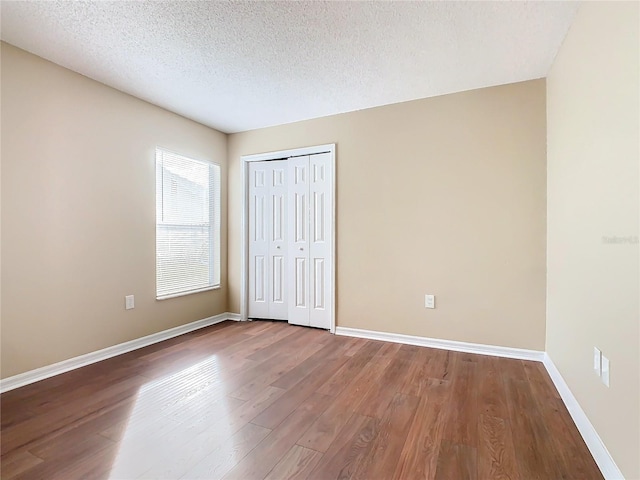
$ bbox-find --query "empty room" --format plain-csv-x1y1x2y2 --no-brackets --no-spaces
1,1,638,479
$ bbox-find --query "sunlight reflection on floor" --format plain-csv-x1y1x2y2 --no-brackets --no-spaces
107,355,235,479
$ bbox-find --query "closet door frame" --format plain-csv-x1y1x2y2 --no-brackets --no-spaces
240,144,336,333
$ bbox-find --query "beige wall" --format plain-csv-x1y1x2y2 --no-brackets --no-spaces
1,43,228,378
229,80,547,350
546,3,640,478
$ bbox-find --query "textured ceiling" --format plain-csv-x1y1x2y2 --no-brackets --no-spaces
1,1,579,133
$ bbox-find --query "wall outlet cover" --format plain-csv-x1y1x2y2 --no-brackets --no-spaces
125,295,135,310
425,294,435,309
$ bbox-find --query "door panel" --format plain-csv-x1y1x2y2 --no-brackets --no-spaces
268,160,288,320
294,192,306,242
313,192,325,242
288,156,310,326
254,256,268,305
309,153,332,329
272,255,285,302
313,258,325,309
248,162,270,319
295,257,306,307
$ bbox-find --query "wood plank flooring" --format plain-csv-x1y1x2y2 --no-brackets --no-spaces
0,320,602,479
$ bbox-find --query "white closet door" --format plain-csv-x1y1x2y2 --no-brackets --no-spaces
249,152,332,328
287,156,310,326
268,160,288,320
248,162,270,319
308,153,332,329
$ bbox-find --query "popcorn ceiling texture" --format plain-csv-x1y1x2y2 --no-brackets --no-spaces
0,1,578,133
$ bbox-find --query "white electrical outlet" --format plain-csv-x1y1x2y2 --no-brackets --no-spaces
424,294,435,309
601,355,610,387
593,347,602,376
125,295,135,310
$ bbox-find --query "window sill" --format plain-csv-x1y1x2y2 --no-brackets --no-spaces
156,285,221,301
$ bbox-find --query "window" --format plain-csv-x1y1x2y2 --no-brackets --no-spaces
156,148,220,299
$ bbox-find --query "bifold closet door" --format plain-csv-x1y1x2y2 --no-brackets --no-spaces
248,160,288,320
288,153,332,329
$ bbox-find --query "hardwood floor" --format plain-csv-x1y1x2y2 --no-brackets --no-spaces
1,320,602,480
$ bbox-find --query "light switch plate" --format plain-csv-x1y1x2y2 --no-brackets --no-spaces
601,355,610,387
593,347,601,376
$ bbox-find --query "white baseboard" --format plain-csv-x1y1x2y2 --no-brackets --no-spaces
0,312,240,394
334,326,545,362
542,354,624,480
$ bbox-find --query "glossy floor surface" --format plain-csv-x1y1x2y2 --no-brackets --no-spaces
1,320,602,479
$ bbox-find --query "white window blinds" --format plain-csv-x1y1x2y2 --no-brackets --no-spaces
156,148,220,299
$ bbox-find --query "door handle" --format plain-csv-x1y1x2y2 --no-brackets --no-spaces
299,247,304,251
276,246,281,249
